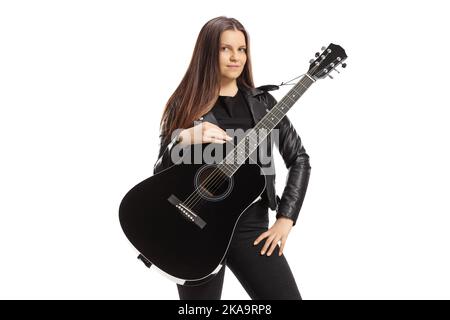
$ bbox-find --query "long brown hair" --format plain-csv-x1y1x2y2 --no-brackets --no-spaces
159,16,255,142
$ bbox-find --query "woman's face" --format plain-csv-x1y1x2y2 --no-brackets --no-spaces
218,29,247,82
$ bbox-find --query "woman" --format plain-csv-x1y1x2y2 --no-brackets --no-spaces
153,16,311,300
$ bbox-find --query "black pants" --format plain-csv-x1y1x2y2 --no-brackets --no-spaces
176,199,302,300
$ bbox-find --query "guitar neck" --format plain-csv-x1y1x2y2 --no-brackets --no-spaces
219,74,315,177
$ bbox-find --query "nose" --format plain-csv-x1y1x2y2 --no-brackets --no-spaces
232,49,240,57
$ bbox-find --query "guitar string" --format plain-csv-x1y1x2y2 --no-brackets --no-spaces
182,75,314,209
180,56,326,208
182,53,343,212
183,79,310,210
182,74,315,209
182,69,319,210
183,77,312,208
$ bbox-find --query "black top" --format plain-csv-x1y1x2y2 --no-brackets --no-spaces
211,88,264,168
212,89,255,131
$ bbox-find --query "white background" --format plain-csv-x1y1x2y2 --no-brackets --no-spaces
1,0,449,299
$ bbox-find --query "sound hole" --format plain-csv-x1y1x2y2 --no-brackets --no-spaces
194,164,233,202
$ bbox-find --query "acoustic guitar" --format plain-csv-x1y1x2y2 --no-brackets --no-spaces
119,43,347,285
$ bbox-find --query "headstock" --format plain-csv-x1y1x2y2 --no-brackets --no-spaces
308,43,347,80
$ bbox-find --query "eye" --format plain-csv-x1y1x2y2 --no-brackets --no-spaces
221,47,247,52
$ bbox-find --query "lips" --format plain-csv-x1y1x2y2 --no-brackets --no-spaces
227,65,240,67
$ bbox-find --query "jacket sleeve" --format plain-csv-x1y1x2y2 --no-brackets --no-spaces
265,92,311,226
153,130,184,175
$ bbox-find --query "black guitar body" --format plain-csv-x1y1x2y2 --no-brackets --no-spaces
119,160,266,285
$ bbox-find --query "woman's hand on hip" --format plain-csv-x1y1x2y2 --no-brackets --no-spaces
253,216,294,256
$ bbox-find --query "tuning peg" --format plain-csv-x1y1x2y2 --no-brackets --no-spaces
321,46,327,51
342,63,347,68
315,52,320,57
309,59,315,64
327,74,334,79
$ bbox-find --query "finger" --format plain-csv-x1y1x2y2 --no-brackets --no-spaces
261,235,276,255
253,231,269,246
205,129,232,141
203,131,227,143
203,136,227,144
211,139,227,144
207,127,233,139
279,237,287,256
267,237,281,256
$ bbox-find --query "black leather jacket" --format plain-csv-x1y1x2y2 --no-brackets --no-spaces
153,83,311,226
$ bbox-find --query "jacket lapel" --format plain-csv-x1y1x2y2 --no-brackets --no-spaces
239,83,268,124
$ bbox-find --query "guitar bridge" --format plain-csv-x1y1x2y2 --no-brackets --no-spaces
167,194,206,229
